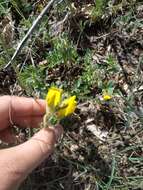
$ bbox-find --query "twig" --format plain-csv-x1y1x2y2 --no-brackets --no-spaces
4,0,57,69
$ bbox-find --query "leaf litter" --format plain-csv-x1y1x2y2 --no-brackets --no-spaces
0,0,143,189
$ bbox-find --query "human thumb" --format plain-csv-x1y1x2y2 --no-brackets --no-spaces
0,125,63,190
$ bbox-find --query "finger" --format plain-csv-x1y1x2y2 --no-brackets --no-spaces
0,125,63,190
0,96,46,129
13,116,43,128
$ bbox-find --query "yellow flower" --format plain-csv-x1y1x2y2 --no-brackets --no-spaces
57,96,77,118
103,94,112,101
46,87,63,109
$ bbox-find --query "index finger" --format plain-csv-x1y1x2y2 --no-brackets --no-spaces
0,96,46,130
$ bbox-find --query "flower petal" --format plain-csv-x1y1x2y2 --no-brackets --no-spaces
46,87,63,108
57,96,77,118
103,94,112,101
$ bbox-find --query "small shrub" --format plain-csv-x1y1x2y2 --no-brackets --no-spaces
46,34,78,68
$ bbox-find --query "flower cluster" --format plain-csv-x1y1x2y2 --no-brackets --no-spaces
45,87,77,125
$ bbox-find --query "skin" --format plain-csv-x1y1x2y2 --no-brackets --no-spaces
0,96,63,190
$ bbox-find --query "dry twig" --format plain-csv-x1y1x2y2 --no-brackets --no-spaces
4,0,57,69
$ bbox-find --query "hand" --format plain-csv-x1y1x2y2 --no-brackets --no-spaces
0,96,63,190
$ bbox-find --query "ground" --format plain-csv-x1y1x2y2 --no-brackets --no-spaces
0,0,143,190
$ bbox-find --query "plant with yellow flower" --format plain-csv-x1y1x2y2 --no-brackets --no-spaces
103,94,112,101
102,89,112,101
43,87,77,127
